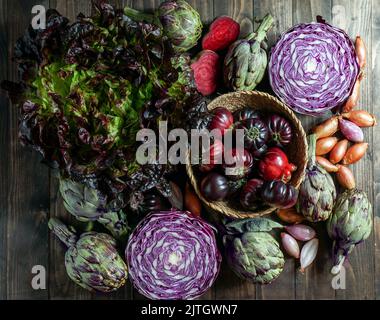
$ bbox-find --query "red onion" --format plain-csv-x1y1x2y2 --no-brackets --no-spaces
281,233,300,258
300,238,319,272
285,224,316,241
339,119,364,142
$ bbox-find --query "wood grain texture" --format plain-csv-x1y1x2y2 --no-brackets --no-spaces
371,0,380,300
0,0,9,300
4,0,50,300
332,0,375,300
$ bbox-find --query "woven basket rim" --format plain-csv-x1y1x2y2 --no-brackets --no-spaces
186,90,308,219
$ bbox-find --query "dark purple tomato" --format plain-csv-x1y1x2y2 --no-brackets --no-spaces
267,115,293,147
199,139,224,172
139,192,168,214
223,148,254,180
251,144,268,160
261,180,298,209
240,179,264,210
209,107,234,135
233,108,261,123
236,118,269,151
200,173,229,201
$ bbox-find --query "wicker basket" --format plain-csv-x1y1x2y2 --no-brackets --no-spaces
186,91,308,219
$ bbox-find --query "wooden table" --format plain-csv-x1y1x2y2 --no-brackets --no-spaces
0,0,379,300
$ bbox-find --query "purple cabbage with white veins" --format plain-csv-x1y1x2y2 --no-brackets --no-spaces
126,210,221,300
269,18,359,116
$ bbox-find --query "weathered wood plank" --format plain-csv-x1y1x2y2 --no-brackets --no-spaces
332,0,375,300
5,0,50,300
371,0,380,301
0,0,9,300
292,0,337,300
254,0,295,300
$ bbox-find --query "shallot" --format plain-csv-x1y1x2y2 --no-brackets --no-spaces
342,143,368,165
339,119,364,142
329,139,349,164
281,233,300,259
316,137,338,156
355,36,367,69
336,165,356,190
300,238,319,273
285,224,316,242
313,116,339,139
316,156,338,173
342,79,360,113
342,110,377,127
277,207,305,224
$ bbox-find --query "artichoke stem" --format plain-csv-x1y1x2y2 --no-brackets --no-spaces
307,134,317,166
123,7,155,24
247,14,274,43
48,218,77,248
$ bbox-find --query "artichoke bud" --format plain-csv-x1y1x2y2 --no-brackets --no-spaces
296,134,336,222
124,0,202,53
59,178,129,240
224,14,274,91
224,231,284,285
49,218,128,292
327,189,373,271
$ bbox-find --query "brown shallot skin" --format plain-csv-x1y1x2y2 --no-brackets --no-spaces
277,207,305,224
313,116,339,139
342,110,377,127
316,137,338,156
342,79,360,113
329,139,349,164
316,156,338,172
355,36,367,69
336,165,356,190
342,143,369,165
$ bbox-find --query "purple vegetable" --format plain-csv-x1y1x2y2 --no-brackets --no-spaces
236,118,269,151
267,115,293,147
240,178,264,210
126,210,221,300
261,180,298,209
200,173,229,201
281,233,300,258
285,224,316,241
269,19,359,116
233,108,261,123
339,119,364,142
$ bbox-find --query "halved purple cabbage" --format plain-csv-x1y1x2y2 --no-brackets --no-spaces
269,20,359,116
126,210,221,300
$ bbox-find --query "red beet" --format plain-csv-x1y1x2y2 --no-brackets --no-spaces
202,16,240,52
191,50,220,96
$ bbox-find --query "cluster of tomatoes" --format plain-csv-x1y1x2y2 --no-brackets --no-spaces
198,107,299,210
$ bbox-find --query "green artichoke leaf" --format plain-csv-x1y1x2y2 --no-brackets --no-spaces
225,217,283,234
